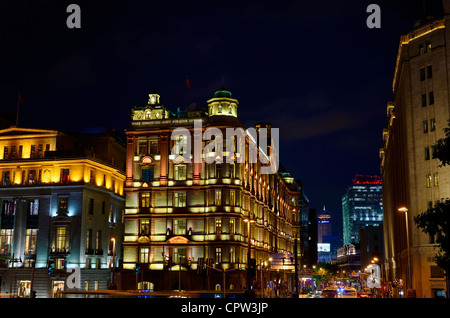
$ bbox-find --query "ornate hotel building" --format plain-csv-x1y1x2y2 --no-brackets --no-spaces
122,89,300,293
0,127,125,297
380,3,450,298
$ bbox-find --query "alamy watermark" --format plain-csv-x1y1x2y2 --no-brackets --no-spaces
170,120,279,175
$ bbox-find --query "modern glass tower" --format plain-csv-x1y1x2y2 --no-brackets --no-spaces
342,174,383,245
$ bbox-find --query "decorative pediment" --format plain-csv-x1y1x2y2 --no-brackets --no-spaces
167,236,189,244
137,236,150,243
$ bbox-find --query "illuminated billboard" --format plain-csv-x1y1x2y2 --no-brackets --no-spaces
317,243,330,252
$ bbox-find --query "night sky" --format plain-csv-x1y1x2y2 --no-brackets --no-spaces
0,0,445,239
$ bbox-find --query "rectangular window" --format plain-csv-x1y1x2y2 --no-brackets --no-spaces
141,192,150,208
86,229,92,251
229,247,235,263
55,226,67,253
0,229,13,254
141,167,153,182
426,174,432,188
229,219,236,234
425,146,430,161
3,171,10,186
25,229,38,254
29,199,39,215
174,192,186,207
230,163,235,179
427,65,433,79
215,218,222,234
215,190,222,206
101,201,106,215
215,247,222,264
423,120,428,133
215,163,221,178
88,198,94,215
426,41,431,53
432,145,438,159
2,200,16,216
28,170,36,185
420,68,425,81
230,190,236,206
428,91,434,105
430,118,436,132
422,94,427,107
11,146,16,159
419,44,425,55
18,145,23,158
140,247,150,263
149,141,159,155
174,165,186,180
434,173,439,187
3,146,8,159
173,219,186,235
138,141,147,155
140,219,150,236
95,231,102,253
30,145,36,158
60,169,69,184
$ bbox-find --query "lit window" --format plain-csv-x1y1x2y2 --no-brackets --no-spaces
215,218,222,234
140,247,150,263
174,192,186,207
215,247,222,263
55,226,68,253
434,173,439,187
426,174,432,188
230,191,235,206
25,229,38,254
140,219,150,236
175,165,186,180
0,229,13,254
141,192,150,208
173,219,186,235
430,118,436,132
215,190,222,206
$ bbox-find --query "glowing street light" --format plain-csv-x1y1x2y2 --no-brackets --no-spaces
398,207,412,291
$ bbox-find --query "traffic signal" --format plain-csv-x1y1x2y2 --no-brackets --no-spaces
249,258,256,277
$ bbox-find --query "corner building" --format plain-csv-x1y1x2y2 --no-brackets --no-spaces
123,89,300,293
0,127,125,297
380,5,450,298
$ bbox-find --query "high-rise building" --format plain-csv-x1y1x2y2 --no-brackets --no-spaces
122,89,301,293
0,127,126,297
380,2,450,298
342,174,383,245
317,207,336,263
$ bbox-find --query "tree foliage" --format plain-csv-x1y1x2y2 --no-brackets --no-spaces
414,121,450,274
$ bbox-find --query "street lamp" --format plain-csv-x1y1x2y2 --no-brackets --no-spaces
110,238,116,286
398,207,412,292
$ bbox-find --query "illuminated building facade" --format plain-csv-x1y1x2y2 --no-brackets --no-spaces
122,89,300,293
0,127,125,297
380,6,450,297
342,174,383,245
317,207,335,263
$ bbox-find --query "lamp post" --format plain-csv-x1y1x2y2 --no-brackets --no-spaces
398,207,412,292
110,238,116,286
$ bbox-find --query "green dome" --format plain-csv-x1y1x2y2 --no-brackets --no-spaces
214,87,232,98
